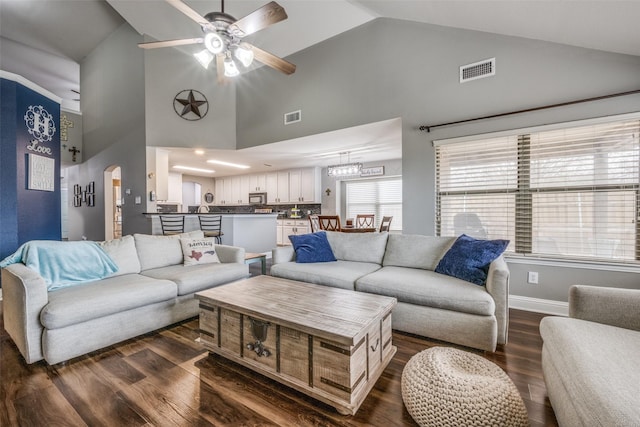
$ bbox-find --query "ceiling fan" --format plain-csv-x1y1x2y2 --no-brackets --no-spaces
138,0,296,82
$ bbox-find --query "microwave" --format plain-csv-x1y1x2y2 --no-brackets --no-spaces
248,192,267,204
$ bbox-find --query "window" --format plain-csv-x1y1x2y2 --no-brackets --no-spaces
435,115,640,263
345,177,402,231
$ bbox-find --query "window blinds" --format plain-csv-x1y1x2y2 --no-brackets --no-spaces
345,178,402,231
436,116,640,263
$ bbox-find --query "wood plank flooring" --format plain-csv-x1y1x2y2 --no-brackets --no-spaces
1,280,558,426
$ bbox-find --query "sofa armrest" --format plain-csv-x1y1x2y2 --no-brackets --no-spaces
484,256,510,345
214,244,245,264
569,285,640,331
1,264,49,363
272,246,295,265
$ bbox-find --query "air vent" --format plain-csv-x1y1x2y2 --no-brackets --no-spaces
460,58,495,83
284,110,301,125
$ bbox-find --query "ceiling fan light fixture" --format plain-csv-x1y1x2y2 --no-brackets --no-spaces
194,49,214,69
204,32,225,54
224,56,240,77
234,44,254,67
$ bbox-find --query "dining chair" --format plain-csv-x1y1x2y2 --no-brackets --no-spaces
198,215,224,244
308,214,320,232
318,215,342,231
159,215,185,235
355,214,375,228
379,216,393,232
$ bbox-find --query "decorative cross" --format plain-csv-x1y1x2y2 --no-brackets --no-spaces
60,114,74,141
68,146,81,162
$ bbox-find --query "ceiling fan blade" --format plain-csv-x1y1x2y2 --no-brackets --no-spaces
138,38,203,49
165,0,210,26
250,45,296,75
227,1,287,38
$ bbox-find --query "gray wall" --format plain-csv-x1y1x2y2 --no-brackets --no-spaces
144,43,236,149
66,23,149,241
236,18,640,303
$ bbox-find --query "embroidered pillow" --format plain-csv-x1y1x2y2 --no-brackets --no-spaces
180,238,221,266
435,234,509,286
289,231,337,263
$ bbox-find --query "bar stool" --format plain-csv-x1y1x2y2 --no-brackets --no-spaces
159,216,184,235
199,215,224,244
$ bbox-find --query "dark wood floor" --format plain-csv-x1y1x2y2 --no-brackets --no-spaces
1,267,559,426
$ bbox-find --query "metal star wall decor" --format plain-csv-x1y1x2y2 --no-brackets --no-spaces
173,89,209,121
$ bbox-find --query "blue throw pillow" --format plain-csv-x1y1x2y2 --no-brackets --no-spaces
289,231,337,263
435,234,509,286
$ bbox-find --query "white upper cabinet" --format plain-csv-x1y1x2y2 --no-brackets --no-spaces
249,174,267,192
216,168,319,205
167,172,183,203
289,167,321,203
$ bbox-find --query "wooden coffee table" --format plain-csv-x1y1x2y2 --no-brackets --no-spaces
195,275,397,415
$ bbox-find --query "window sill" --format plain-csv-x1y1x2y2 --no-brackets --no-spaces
505,255,640,273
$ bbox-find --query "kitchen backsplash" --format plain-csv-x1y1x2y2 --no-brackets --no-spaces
188,203,321,218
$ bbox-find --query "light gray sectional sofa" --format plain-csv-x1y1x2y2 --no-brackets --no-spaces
540,285,640,426
2,231,248,364
271,231,510,352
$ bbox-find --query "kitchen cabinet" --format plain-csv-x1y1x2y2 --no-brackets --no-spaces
167,172,183,203
215,178,233,205
229,175,250,204
267,171,290,204
249,173,267,192
277,219,310,245
289,168,321,203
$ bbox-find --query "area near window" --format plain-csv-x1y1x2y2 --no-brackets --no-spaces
435,113,640,264
345,177,402,231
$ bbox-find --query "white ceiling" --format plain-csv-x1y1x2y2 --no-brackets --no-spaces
2,0,639,177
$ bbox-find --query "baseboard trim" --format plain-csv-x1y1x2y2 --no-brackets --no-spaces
509,295,568,316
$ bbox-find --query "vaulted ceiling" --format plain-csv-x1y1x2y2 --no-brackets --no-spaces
2,0,640,108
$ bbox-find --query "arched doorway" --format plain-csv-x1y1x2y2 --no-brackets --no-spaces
104,165,122,240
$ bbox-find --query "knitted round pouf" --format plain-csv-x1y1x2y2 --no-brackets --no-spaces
401,347,528,427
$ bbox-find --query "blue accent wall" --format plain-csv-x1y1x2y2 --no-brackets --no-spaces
0,77,61,264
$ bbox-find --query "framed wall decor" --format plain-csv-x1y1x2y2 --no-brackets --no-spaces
74,184,81,195
74,196,82,207
88,181,95,194
88,194,95,207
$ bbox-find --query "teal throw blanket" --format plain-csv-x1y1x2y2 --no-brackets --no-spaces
0,240,118,291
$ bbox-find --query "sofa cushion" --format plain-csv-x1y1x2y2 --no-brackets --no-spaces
141,262,248,296
40,274,177,329
324,231,388,264
382,234,456,270
540,317,640,425
289,231,336,263
355,266,495,316
270,260,381,291
180,238,221,266
100,235,141,276
134,231,204,271
435,234,509,285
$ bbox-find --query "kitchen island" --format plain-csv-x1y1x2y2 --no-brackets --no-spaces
145,213,278,254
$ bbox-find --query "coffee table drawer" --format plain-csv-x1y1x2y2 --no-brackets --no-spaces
220,309,242,356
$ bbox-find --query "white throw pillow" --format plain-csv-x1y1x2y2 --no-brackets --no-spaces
180,238,221,266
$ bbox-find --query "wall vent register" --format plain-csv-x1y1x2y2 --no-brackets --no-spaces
284,110,302,125
460,58,496,83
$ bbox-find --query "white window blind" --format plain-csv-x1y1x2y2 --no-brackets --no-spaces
345,178,402,231
436,116,640,263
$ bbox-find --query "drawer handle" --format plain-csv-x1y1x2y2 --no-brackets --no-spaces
370,338,379,352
